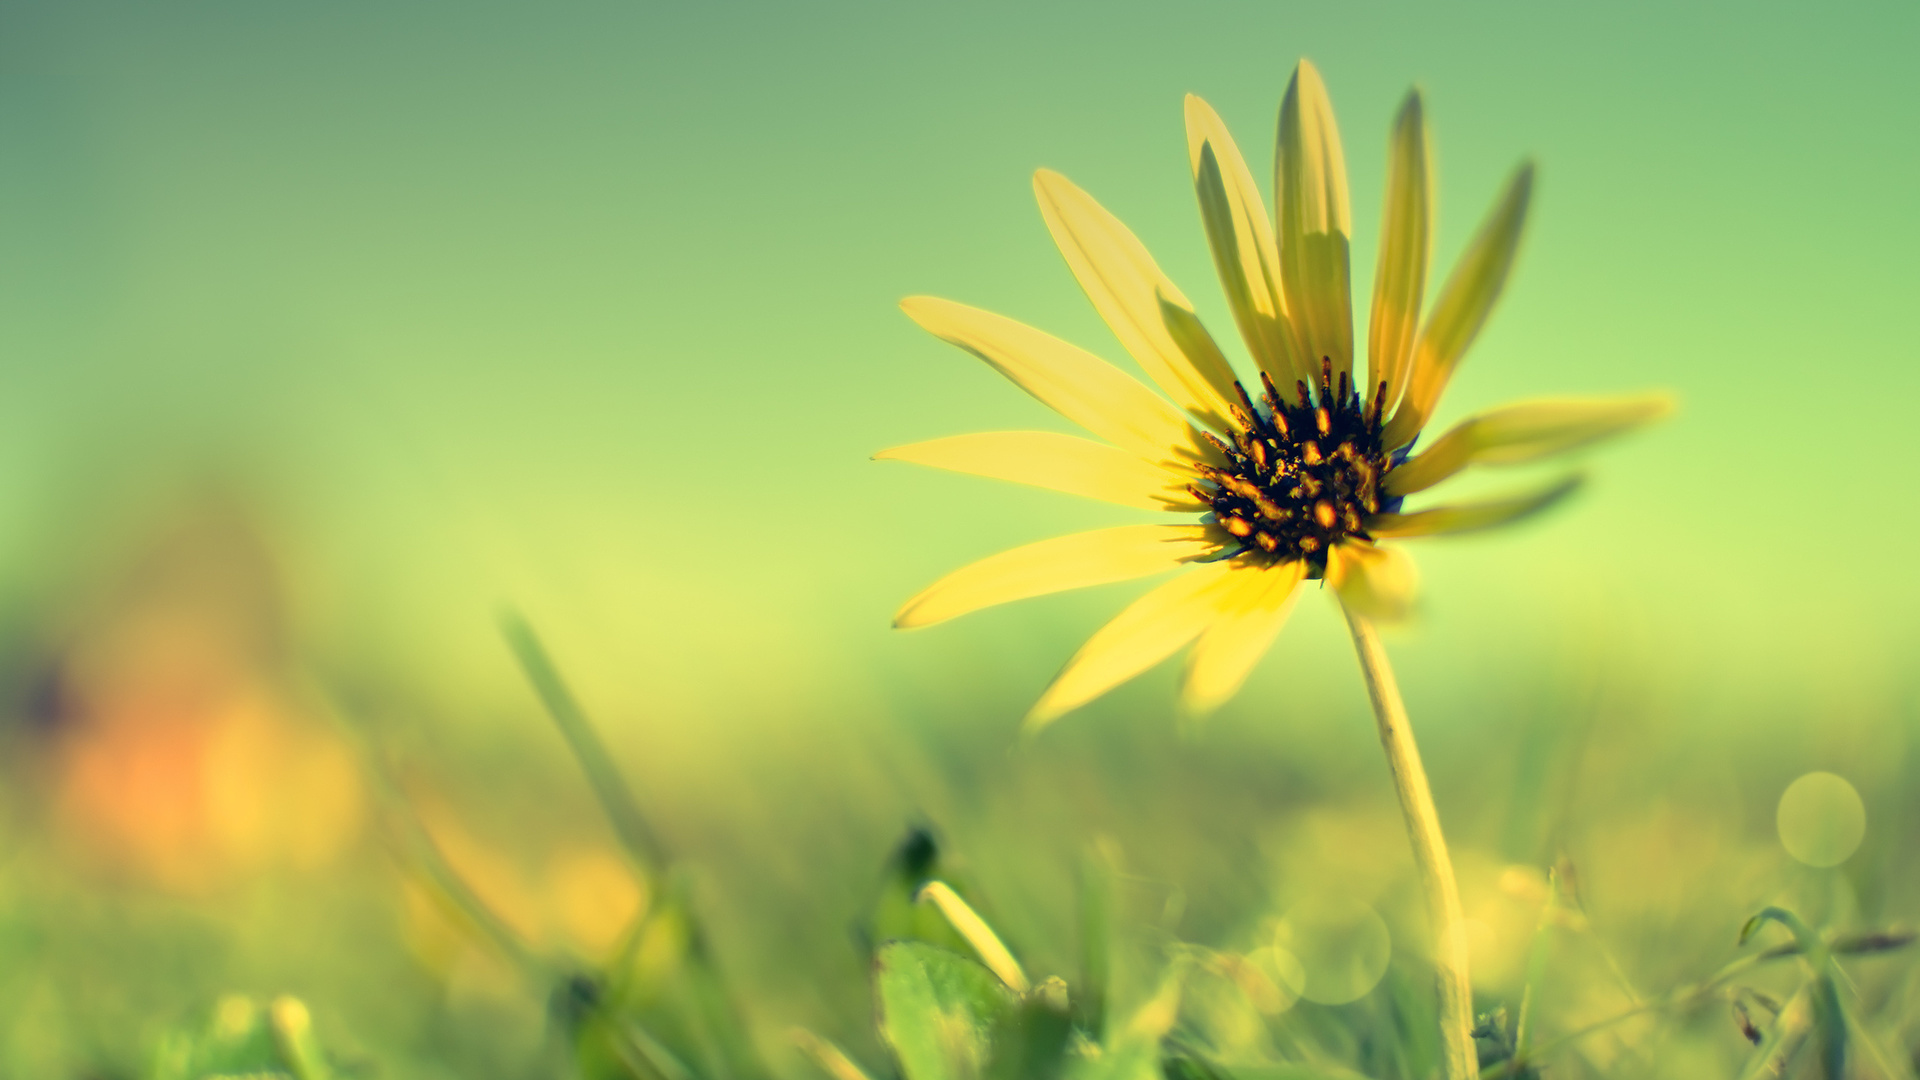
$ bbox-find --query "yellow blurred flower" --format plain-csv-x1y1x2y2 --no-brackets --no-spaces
400,796,647,977
884,61,1667,726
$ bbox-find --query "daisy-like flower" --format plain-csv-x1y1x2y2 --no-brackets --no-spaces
883,62,1667,729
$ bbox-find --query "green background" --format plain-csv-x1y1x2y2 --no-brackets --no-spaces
3,0,1915,727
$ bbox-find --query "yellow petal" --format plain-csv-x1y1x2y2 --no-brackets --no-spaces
1180,559,1307,716
1184,94,1308,387
1366,91,1431,417
1325,541,1418,622
1383,163,1535,449
1157,293,1245,420
1367,475,1582,539
876,431,1203,511
1385,394,1674,496
1275,60,1354,392
894,524,1221,630
1033,170,1241,431
1025,558,1245,730
900,296,1223,470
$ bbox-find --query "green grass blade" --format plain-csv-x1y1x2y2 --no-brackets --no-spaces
501,610,669,874
1734,982,1813,1080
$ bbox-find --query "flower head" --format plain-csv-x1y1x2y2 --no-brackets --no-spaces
883,61,1668,728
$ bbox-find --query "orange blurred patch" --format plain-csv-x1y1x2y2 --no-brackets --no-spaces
52,660,366,893
39,494,364,892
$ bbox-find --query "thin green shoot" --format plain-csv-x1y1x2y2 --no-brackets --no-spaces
501,609,669,876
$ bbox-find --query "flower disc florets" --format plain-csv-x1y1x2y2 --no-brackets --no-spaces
1193,361,1399,574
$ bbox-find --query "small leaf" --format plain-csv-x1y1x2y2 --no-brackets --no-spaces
984,989,1074,1080
877,942,1019,1080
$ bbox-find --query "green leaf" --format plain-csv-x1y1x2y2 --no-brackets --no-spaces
985,984,1075,1080
877,942,1019,1080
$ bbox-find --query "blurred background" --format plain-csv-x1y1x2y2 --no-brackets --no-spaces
0,0,1915,1076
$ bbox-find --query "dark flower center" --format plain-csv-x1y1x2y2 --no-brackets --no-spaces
1191,361,1397,574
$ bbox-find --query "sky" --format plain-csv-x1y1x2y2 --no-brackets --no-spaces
0,0,1914,753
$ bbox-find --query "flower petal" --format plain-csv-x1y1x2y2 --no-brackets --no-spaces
1180,558,1308,716
1025,558,1246,730
1367,474,1583,539
1275,60,1354,391
1184,94,1309,387
1383,163,1535,449
1325,541,1418,623
900,296,1224,469
876,431,1204,511
1033,170,1242,432
1366,91,1431,418
1385,394,1674,496
894,524,1221,630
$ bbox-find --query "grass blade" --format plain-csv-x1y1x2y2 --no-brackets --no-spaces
501,609,669,874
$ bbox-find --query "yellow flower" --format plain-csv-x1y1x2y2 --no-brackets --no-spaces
883,61,1668,729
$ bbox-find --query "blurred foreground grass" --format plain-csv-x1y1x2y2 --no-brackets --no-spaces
0,492,1914,1080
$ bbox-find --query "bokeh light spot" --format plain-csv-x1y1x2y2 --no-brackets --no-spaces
1273,896,1391,1005
1243,946,1307,1012
1776,771,1866,867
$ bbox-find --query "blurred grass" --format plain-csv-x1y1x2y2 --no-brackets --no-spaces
0,491,1913,1078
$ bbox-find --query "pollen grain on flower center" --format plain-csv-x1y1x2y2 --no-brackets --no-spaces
1192,361,1397,572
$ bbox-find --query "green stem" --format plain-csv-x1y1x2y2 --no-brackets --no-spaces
1344,608,1476,1080
1506,867,1560,1076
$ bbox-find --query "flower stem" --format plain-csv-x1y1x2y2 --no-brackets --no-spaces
1343,608,1475,1080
